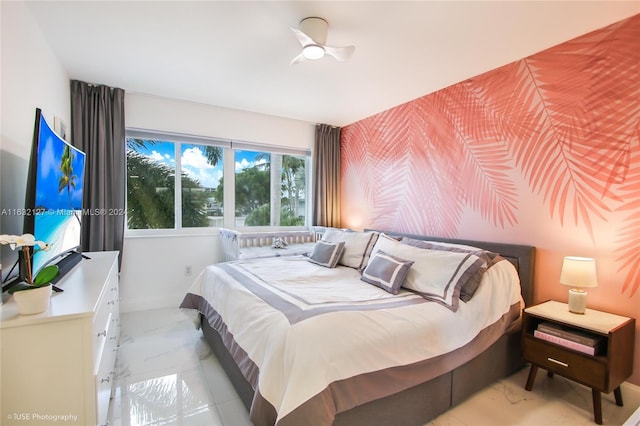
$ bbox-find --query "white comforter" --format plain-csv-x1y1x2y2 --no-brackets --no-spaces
182,255,521,423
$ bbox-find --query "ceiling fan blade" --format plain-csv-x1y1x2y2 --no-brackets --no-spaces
289,27,314,47
323,45,355,62
289,51,307,65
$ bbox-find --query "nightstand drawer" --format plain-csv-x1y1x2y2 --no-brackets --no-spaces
523,336,606,389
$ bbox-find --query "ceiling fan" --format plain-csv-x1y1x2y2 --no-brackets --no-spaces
289,17,355,65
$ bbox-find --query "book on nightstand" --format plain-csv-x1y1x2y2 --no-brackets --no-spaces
537,321,603,346
533,328,604,356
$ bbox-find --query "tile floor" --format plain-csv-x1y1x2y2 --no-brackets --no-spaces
108,308,640,426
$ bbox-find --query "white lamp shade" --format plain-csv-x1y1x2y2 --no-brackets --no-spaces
560,256,598,288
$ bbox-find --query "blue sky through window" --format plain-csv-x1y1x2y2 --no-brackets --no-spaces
129,142,276,193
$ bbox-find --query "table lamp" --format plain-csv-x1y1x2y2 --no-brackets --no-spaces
559,256,598,314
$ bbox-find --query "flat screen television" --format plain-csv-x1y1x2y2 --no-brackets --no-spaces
21,108,86,283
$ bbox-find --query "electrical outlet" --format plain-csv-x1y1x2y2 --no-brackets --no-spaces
185,265,192,276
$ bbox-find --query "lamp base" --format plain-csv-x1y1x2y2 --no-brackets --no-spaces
568,288,588,314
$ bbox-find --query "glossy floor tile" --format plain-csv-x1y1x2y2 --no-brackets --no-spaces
108,308,639,426
108,308,250,426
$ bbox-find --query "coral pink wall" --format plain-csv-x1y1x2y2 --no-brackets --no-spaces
341,15,640,384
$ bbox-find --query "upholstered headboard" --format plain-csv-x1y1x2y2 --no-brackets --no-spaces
365,230,536,306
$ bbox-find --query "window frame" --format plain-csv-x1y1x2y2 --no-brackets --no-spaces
125,128,312,236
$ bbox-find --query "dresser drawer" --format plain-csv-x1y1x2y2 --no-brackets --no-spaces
523,336,606,390
93,305,110,368
95,333,117,426
93,280,118,367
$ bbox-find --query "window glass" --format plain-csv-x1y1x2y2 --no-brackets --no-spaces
234,150,306,227
280,154,306,226
180,144,223,228
235,150,270,226
126,131,309,232
126,139,176,229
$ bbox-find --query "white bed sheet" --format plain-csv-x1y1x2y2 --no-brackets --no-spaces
183,255,522,422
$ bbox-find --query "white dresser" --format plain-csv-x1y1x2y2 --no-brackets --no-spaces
0,251,119,426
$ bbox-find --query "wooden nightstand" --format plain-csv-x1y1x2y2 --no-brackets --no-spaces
522,300,635,425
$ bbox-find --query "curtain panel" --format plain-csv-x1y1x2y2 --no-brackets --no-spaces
70,80,125,267
313,124,341,227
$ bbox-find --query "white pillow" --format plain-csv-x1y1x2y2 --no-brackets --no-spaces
399,236,498,301
322,229,379,270
370,234,488,311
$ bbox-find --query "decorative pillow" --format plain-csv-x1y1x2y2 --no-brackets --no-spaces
322,229,379,270
370,234,488,311
307,240,345,268
361,251,414,294
400,236,497,302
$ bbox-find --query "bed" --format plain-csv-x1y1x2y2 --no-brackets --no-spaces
180,229,535,425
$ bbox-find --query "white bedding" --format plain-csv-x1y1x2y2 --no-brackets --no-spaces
182,254,522,424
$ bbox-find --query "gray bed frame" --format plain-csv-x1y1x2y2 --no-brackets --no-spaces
199,230,535,425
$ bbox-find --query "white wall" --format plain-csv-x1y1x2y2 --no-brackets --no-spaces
0,1,70,279
120,93,315,312
126,93,314,150
119,234,219,313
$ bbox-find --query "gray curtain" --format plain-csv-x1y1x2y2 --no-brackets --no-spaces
313,124,341,227
70,80,125,267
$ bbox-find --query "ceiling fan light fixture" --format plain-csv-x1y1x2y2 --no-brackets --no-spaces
289,17,353,65
303,44,325,60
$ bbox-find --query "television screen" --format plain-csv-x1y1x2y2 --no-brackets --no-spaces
25,110,86,279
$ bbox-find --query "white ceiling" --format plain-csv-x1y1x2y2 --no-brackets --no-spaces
25,1,639,127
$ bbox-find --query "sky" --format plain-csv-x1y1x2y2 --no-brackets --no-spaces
131,140,267,189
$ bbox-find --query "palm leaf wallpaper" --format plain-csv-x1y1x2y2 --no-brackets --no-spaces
341,11,639,313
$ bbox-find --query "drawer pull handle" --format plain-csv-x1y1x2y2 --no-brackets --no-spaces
97,330,107,338
100,376,110,383
547,357,569,367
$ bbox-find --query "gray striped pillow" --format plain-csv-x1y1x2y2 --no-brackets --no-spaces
361,251,414,294
400,237,496,302
307,240,345,268
370,234,488,311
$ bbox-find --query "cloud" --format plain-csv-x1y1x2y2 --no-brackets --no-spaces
182,146,213,169
147,150,167,163
182,147,222,188
235,157,267,172
183,167,222,189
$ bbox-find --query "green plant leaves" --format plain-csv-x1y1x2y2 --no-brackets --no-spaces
34,265,59,286
7,265,59,294
8,282,37,294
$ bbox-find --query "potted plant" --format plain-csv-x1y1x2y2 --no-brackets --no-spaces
1,233,59,314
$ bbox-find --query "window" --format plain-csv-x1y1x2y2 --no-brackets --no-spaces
234,150,307,227
181,143,224,228
125,130,309,232
126,132,225,230
126,139,177,229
